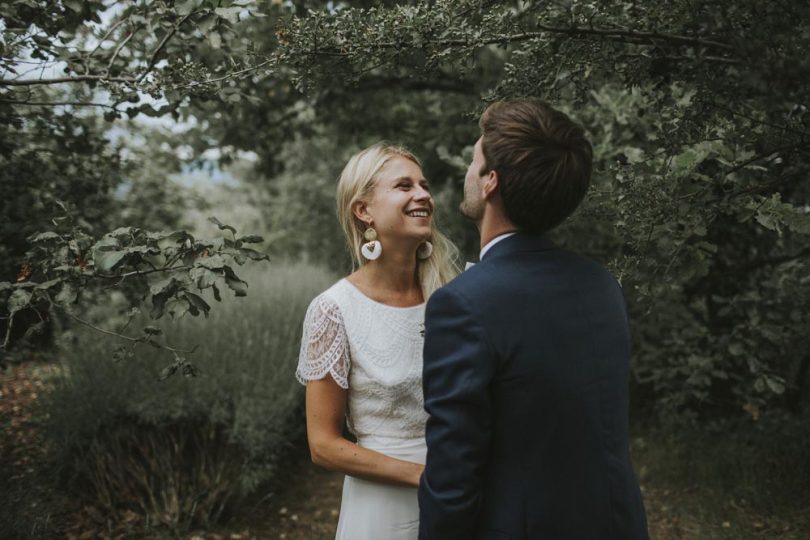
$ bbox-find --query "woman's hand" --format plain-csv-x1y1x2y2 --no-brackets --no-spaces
306,375,424,488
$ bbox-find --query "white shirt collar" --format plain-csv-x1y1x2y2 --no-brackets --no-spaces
479,232,517,260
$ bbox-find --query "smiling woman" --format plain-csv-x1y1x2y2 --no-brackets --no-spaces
336,143,458,301
294,142,458,540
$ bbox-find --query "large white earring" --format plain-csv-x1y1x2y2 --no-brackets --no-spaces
417,241,433,260
361,227,382,261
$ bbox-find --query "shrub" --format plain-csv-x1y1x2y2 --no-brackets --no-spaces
42,262,334,534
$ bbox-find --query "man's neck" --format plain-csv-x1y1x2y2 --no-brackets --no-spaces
478,210,518,252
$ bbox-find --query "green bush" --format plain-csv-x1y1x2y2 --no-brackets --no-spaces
42,262,334,534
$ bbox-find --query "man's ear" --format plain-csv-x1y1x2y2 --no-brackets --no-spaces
482,169,499,200
352,200,372,224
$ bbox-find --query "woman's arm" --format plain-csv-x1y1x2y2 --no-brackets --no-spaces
306,376,423,487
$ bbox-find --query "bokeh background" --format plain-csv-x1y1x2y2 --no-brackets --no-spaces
1,1,808,538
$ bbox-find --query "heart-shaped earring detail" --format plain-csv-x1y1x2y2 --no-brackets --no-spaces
361,240,382,260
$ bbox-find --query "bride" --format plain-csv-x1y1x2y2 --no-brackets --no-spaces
296,143,459,539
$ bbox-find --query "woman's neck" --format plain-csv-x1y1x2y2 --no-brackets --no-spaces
349,245,423,305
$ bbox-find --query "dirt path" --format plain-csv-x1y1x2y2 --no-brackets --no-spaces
214,457,343,540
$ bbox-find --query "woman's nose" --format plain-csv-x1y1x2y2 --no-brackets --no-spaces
413,186,431,202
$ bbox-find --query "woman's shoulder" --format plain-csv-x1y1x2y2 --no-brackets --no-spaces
305,279,352,314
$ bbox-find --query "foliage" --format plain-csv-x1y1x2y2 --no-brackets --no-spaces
42,262,333,534
0,105,121,283
3,0,808,424
0,215,268,367
273,0,810,422
0,1,284,354
0,0,275,117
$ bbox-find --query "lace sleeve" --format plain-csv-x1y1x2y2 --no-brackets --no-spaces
296,294,350,389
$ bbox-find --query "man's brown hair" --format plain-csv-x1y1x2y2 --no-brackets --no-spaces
479,99,593,235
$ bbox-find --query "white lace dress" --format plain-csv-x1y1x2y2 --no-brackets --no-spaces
296,278,428,540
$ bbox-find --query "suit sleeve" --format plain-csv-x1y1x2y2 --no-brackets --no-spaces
418,285,496,540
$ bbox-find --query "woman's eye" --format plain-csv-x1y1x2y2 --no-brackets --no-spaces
398,183,410,189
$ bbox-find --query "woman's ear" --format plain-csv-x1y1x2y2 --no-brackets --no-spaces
352,200,372,225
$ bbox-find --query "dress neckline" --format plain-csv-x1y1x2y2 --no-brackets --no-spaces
340,278,425,311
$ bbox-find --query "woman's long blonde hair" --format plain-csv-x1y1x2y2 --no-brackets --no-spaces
336,143,460,300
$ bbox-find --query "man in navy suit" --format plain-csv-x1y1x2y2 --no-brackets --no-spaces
418,100,649,539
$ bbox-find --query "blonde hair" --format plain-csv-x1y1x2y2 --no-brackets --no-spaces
336,143,460,299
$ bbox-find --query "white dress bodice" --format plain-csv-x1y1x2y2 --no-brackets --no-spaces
296,278,428,442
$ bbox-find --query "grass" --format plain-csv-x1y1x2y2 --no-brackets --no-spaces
39,261,336,536
633,413,810,539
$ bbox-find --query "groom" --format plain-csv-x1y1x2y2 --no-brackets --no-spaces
419,100,649,539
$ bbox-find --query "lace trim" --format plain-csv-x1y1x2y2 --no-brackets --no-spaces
296,293,350,389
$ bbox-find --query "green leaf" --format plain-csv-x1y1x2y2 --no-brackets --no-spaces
208,31,222,48
55,283,78,305
176,0,202,16
211,282,222,302
30,231,61,243
23,321,46,341
108,227,139,241
223,267,248,297
35,279,62,290
94,250,128,272
183,291,210,318
150,291,171,319
159,362,178,380
156,230,194,250
197,254,227,270
93,236,120,250
112,346,134,363
208,216,236,235
149,276,177,296
164,296,189,319
190,266,220,289
765,377,786,395
237,234,264,244
728,343,745,356
8,289,32,314
239,247,269,261
64,0,83,12
198,13,217,33
214,6,242,23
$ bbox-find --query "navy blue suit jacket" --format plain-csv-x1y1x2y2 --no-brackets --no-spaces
418,233,649,540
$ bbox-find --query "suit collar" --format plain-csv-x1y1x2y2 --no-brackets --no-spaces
480,231,556,261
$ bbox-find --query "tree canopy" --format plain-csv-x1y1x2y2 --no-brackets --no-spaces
2,0,808,422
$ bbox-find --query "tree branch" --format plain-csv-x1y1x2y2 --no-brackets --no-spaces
0,75,136,86
0,99,118,109
87,16,132,59
709,102,810,138
352,75,476,95
137,13,193,83
62,308,197,355
94,265,192,281
106,31,136,76
732,247,810,274
532,25,734,51
300,26,735,57
718,167,810,202
170,58,275,90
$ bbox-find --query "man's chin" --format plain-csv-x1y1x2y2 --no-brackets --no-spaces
459,202,482,223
